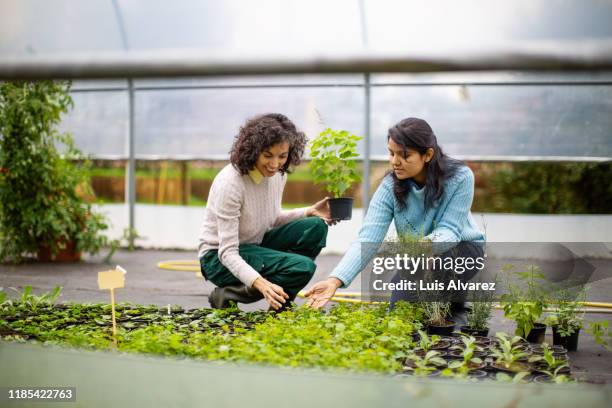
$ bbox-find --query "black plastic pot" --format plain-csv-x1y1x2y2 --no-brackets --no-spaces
553,326,580,352
460,325,489,337
525,323,547,344
468,370,488,380
328,198,353,220
427,322,456,336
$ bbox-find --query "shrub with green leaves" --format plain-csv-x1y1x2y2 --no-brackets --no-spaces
0,80,109,263
308,128,362,198
500,265,548,338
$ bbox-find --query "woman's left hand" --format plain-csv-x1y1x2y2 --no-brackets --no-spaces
307,197,337,226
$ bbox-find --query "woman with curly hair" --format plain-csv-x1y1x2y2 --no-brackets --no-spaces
198,113,332,311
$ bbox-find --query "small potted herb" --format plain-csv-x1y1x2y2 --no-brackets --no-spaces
545,288,585,352
462,301,493,337
461,277,495,337
423,301,455,336
309,128,362,220
501,265,548,343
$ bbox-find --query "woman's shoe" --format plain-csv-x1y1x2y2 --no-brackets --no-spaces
208,284,263,309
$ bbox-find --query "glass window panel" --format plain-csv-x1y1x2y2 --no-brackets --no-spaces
60,91,128,156
133,87,365,157
371,84,612,157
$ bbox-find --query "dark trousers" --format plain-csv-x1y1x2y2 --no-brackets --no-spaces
390,241,485,311
200,217,328,300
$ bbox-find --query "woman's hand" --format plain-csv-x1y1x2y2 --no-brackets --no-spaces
252,277,289,310
304,278,343,309
306,197,337,226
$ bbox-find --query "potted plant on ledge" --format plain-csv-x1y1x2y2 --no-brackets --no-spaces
0,80,109,263
308,128,362,220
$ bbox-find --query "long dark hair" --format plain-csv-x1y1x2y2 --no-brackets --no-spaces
229,113,307,175
387,117,463,210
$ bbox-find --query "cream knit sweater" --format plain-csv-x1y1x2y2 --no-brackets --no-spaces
197,164,307,287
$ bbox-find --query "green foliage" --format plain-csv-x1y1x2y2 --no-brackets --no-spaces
500,265,548,338
415,329,441,353
490,332,529,368
545,287,586,337
0,81,109,263
484,162,612,214
308,128,362,198
447,335,483,371
406,350,447,376
0,299,421,374
587,320,611,350
528,343,568,372
467,301,493,331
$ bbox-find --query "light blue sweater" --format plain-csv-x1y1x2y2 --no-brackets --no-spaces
330,165,485,287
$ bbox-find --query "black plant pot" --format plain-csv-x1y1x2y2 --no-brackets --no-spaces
328,198,353,220
553,326,580,352
427,322,456,336
525,323,547,344
460,325,489,337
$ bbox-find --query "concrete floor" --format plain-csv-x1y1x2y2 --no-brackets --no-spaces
1,249,611,384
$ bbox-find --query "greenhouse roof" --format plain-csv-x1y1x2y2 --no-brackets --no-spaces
1,0,612,78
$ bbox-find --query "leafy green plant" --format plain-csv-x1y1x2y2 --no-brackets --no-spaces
406,350,447,376
545,287,585,337
490,332,529,369
587,320,611,350
415,329,440,353
501,264,548,338
495,371,531,383
308,128,362,198
12,285,62,312
0,80,109,263
466,278,495,331
448,335,483,371
528,343,568,371
467,301,493,331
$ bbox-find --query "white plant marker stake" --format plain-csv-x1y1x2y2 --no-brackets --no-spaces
167,304,171,315
97,265,127,347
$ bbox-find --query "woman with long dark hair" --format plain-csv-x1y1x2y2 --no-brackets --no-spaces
305,117,485,317
198,113,332,311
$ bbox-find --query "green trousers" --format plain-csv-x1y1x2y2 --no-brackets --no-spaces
200,217,328,299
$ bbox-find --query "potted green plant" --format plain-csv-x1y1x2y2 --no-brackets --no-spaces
528,343,570,375
308,128,362,220
447,335,486,372
489,332,531,373
461,276,495,337
404,350,447,377
423,301,455,336
462,301,493,337
0,80,109,263
545,288,585,352
500,265,548,343
413,329,450,357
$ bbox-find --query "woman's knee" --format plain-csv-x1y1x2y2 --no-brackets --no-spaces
304,216,328,240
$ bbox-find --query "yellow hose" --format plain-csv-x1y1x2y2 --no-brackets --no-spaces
157,260,612,312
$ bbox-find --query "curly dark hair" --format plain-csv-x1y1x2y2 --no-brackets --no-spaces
229,113,307,175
